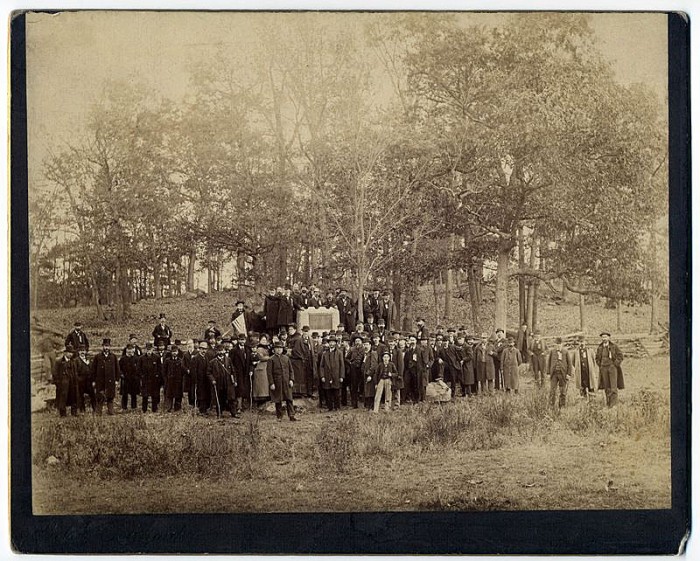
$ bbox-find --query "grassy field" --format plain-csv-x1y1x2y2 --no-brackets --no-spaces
32,355,671,515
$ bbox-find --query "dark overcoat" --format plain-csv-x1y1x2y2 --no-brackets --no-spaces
319,348,345,390
230,344,252,400
361,350,379,398
138,352,162,398
391,346,406,389
189,353,210,404
164,355,185,399
267,353,294,402
152,324,172,347
208,356,236,402
65,329,89,352
459,343,475,385
264,295,280,330
118,354,141,396
277,296,295,327
91,351,120,400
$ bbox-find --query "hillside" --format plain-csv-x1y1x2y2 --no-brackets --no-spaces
30,285,668,350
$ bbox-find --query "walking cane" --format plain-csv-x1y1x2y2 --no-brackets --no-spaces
213,383,221,418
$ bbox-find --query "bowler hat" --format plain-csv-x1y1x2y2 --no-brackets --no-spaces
327,335,337,342
495,328,504,334
64,344,75,353
237,334,246,341
302,326,310,332
273,341,284,348
235,300,245,306
600,331,611,337
381,350,391,358
74,321,82,327
159,313,166,319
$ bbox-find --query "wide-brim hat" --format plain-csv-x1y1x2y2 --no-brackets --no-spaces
495,328,505,334
600,331,611,337
235,300,245,306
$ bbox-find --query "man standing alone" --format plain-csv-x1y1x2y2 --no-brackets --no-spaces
595,331,624,407
547,337,573,410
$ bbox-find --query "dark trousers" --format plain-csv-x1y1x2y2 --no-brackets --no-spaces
142,395,160,412
121,392,138,410
493,359,502,390
275,400,295,419
599,364,619,407
364,396,374,409
340,377,351,406
327,388,341,411
56,376,79,416
531,354,544,385
418,383,427,402
96,394,114,415
404,372,416,402
318,386,327,408
79,379,96,412
349,366,362,408
549,371,568,408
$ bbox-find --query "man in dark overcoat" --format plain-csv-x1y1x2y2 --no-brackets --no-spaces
391,338,407,406
73,344,96,412
416,334,434,402
267,341,297,421
377,292,396,331
336,288,356,332
139,342,162,412
91,338,120,415
190,341,211,414
65,321,89,352
164,343,185,412
319,335,345,411
118,344,141,410
595,331,624,407
53,344,80,417
207,344,236,417
230,333,252,415
403,335,418,403
152,313,172,347
360,338,379,409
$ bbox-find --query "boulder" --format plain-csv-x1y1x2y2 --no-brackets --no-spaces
426,380,452,403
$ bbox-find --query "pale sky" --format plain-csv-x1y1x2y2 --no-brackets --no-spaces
25,11,668,191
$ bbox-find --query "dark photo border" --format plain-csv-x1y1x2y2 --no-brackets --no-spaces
9,10,690,554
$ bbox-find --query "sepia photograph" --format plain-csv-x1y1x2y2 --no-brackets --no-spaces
13,8,688,552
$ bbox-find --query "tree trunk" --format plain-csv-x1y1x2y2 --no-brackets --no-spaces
649,226,659,334
187,244,196,292
616,299,622,332
579,292,586,332
518,226,526,324
154,259,162,299
402,230,419,331
444,233,455,318
532,281,539,332
467,264,480,332
392,268,402,328
115,258,124,321
432,276,440,325
494,241,511,332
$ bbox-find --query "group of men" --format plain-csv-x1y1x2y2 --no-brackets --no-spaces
263,284,397,332
52,308,625,419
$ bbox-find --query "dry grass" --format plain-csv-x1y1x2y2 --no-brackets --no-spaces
32,356,671,514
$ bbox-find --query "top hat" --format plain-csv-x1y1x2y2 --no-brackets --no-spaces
159,313,166,319
102,338,111,346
